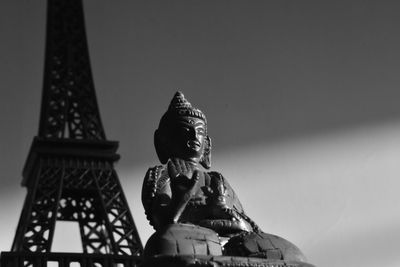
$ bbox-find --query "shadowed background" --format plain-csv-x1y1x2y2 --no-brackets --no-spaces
1,1,400,266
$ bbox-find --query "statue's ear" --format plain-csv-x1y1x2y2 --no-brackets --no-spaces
200,135,212,169
154,129,169,164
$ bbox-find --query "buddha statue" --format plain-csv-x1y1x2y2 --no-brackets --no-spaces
141,92,314,267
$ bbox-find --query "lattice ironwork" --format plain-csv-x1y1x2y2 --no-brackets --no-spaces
57,194,111,254
39,0,105,139
12,160,63,253
12,153,143,256
94,169,141,256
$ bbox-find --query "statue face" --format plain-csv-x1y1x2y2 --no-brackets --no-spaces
167,116,207,162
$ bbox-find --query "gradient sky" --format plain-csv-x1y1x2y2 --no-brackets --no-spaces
1,1,400,267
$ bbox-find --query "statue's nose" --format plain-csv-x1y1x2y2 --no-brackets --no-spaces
188,128,198,139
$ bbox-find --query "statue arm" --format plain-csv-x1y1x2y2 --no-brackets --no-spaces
208,171,245,213
207,172,260,232
223,176,262,232
142,166,172,230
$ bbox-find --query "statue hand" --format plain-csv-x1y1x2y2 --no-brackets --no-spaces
168,159,200,223
168,159,199,199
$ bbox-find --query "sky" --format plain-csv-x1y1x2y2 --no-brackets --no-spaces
1,1,400,267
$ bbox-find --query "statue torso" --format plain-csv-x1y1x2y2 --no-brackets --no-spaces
142,165,254,235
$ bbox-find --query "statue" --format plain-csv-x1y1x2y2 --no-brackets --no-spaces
141,92,314,267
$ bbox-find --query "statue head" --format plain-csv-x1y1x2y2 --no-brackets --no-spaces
155,92,211,169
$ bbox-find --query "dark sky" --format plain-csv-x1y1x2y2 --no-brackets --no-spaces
2,1,400,164
1,1,400,266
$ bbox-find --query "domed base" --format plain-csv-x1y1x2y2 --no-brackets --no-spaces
224,232,307,261
142,255,315,267
142,224,315,267
144,223,223,259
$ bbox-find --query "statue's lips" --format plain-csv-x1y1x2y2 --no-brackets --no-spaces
187,140,201,151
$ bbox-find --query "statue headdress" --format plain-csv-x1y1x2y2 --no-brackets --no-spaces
155,91,211,169
166,91,207,123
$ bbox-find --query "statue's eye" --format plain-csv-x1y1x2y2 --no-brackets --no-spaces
196,128,205,135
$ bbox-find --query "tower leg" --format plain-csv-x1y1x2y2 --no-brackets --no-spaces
12,159,63,253
94,169,142,256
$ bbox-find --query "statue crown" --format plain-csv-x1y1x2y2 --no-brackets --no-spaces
167,91,207,123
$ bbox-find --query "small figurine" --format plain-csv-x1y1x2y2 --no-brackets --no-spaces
141,92,314,267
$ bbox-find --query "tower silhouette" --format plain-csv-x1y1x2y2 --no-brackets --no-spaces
1,0,143,266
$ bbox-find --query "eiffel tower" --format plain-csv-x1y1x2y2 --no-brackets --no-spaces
1,0,143,266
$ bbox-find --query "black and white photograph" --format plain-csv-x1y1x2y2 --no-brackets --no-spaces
1,1,399,267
